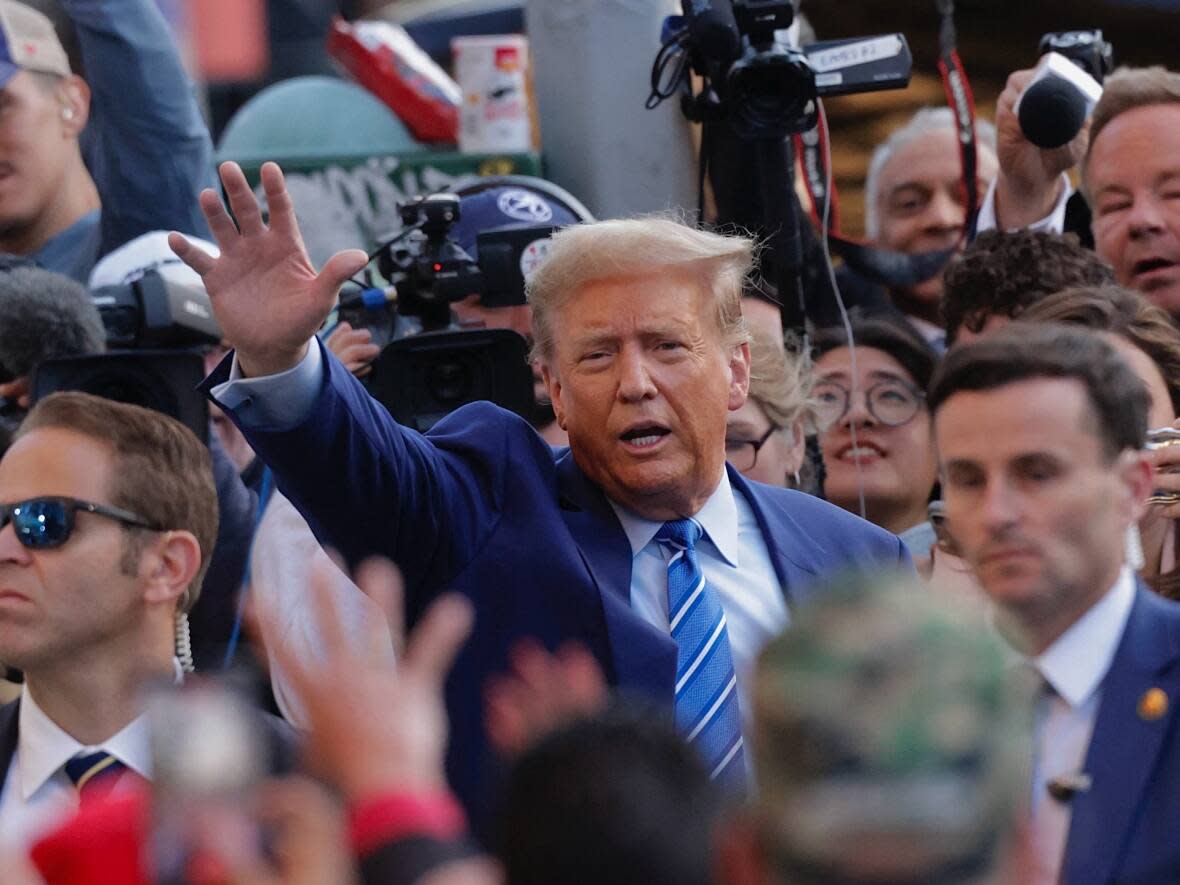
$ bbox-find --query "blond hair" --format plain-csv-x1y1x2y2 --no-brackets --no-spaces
748,332,815,433
1083,66,1180,196
526,215,753,361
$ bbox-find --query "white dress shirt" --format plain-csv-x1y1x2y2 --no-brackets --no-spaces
609,469,789,736
1027,567,1136,885
975,173,1072,235
0,684,155,850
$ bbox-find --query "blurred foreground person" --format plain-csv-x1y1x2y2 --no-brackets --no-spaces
931,324,1180,884
0,393,216,848
719,571,1030,885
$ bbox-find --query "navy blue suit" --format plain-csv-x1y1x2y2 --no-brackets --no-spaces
206,348,909,819
1062,582,1180,884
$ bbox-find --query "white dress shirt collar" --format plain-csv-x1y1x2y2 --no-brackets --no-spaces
15,658,184,800
608,469,740,567
1033,567,1136,709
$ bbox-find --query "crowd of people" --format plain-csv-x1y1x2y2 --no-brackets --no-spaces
1,1,1180,883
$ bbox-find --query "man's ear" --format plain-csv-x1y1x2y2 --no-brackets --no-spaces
728,340,752,411
142,531,202,609
57,75,90,136
1117,448,1155,525
541,360,566,430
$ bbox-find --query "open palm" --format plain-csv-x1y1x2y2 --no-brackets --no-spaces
169,161,369,377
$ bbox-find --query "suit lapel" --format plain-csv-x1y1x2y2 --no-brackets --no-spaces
554,452,676,701
1063,584,1180,884
0,698,19,799
728,466,819,610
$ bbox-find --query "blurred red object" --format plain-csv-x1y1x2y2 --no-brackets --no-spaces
186,0,269,83
30,790,150,885
327,17,460,145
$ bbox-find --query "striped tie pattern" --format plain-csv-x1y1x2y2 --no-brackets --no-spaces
64,751,127,804
656,518,745,787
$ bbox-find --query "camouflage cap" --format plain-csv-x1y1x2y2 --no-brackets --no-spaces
752,570,1032,882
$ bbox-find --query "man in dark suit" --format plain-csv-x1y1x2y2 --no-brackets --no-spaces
931,323,1180,884
0,392,218,848
170,162,909,820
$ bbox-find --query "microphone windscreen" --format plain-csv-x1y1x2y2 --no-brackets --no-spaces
1018,76,1088,149
0,266,106,378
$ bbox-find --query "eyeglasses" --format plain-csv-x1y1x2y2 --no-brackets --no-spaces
813,379,925,432
0,497,161,550
725,426,777,472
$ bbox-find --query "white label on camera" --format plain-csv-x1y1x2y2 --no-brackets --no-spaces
815,72,843,88
809,35,903,73
520,238,552,282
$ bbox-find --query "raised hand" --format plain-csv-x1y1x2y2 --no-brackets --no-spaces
169,162,370,378
993,68,1089,230
261,556,473,801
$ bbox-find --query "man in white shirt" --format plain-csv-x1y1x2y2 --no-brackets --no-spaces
0,392,217,849
930,322,1180,884
983,66,1180,322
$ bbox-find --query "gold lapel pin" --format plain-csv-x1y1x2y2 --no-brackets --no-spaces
1138,687,1169,721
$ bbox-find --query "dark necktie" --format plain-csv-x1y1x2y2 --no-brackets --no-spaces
64,750,127,805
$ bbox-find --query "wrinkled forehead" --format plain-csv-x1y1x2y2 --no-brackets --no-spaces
876,127,997,196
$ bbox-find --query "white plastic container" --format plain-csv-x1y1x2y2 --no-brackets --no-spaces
453,35,533,153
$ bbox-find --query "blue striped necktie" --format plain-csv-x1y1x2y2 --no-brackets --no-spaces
656,518,746,788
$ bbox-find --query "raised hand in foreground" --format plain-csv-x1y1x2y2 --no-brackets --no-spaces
261,556,474,802
169,161,369,378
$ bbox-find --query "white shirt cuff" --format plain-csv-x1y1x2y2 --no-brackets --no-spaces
210,339,323,430
975,174,1072,235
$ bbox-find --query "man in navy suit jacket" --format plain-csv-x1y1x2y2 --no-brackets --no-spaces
931,323,1180,884
173,163,909,820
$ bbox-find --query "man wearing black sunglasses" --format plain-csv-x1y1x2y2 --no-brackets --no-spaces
0,392,218,848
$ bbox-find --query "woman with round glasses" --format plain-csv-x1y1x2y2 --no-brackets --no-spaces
811,312,939,556
725,334,815,491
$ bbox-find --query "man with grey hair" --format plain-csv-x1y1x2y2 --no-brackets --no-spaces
985,65,1180,320
858,107,998,343
170,161,909,821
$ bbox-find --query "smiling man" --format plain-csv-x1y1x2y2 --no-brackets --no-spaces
930,323,1180,884
172,163,909,820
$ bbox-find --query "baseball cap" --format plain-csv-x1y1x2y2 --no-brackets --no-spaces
449,180,589,259
752,571,1033,882
0,1,70,88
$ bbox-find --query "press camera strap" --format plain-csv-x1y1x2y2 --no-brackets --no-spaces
795,0,981,289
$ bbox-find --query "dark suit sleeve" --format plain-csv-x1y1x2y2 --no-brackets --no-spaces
206,346,523,607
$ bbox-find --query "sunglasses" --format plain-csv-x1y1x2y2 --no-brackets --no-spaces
0,497,161,550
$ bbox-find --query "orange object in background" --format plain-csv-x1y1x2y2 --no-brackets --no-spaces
186,0,269,83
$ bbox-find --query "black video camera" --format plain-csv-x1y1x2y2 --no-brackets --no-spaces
353,191,561,431
676,0,912,139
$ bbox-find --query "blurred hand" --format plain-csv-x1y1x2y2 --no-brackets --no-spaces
326,322,381,378
0,375,30,409
1147,428,1180,522
484,639,607,756
262,557,473,801
993,67,1089,230
228,777,359,885
168,162,369,378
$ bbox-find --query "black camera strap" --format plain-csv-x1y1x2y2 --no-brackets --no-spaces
794,0,981,290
